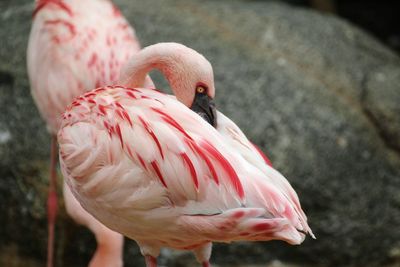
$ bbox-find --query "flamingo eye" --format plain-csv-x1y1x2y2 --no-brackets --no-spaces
196,86,206,94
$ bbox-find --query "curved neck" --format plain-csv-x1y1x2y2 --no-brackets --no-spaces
119,43,199,107
119,43,213,107
120,45,179,89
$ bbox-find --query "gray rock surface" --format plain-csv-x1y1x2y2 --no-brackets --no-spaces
1,0,399,266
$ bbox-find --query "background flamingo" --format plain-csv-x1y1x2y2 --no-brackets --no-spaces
27,0,152,266
58,43,314,267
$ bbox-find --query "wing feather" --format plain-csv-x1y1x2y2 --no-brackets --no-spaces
216,112,314,237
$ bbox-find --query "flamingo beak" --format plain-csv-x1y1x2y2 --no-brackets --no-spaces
190,93,217,127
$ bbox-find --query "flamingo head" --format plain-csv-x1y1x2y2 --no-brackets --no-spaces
189,82,217,127
163,44,217,127
121,42,218,127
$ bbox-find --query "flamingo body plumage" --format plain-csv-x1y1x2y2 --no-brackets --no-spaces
27,0,147,266
58,43,314,266
28,0,141,134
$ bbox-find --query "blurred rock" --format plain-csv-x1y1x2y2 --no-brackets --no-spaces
362,66,400,151
0,0,399,266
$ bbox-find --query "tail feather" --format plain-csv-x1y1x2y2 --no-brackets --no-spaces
244,169,315,239
179,207,306,245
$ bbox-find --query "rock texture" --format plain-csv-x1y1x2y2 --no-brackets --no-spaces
1,0,399,266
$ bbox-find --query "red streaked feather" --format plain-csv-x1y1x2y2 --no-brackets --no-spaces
138,116,164,159
151,108,193,140
44,19,76,35
103,121,110,130
94,88,105,93
251,142,273,167
186,139,219,185
84,92,96,98
126,87,140,93
125,144,134,158
33,0,73,18
122,110,133,126
98,104,107,115
200,140,244,199
151,161,167,188
115,102,124,109
115,124,123,148
136,154,147,171
126,91,137,99
115,109,124,120
181,153,198,189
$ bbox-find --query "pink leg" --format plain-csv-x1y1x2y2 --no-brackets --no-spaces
88,228,124,267
193,242,212,267
47,135,58,267
144,255,157,267
63,184,124,267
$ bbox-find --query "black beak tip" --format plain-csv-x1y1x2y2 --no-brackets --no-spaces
190,94,217,128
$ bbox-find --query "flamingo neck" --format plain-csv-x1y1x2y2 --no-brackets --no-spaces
120,43,191,105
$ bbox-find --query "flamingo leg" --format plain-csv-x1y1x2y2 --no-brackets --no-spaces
193,242,212,267
47,135,58,267
63,183,124,267
88,227,124,267
144,255,157,267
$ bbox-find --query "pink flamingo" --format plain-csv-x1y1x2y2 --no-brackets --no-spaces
27,0,152,266
58,43,314,267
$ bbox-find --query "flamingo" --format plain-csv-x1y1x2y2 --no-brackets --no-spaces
27,0,152,266
58,43,314,267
